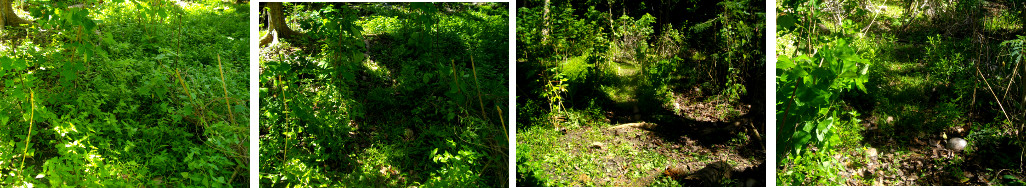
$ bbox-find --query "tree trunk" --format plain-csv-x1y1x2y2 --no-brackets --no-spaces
259,2,301,47
0,0,32,29
541,0,549,43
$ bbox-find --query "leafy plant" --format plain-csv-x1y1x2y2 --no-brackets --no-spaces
260,3,508,187
1,1,249,186
777,37,871,159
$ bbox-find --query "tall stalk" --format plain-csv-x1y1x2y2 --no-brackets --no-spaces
174,69,209,128
218,54,236,125
470,55,487,120
450,60,465,111
19,88,34,177
496,105,507,141
279,75,291,166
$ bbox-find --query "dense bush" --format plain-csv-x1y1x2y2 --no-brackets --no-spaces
610,13,655,63
0,0,249,187
259,3,508,187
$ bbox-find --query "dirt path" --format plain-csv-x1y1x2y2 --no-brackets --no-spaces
518,102,764,186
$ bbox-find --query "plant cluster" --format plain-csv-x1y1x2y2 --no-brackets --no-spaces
0,0,249,187
516,0,765,186
777,0,1024,185
258,2,508,187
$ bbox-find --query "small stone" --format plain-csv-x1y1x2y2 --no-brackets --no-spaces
946,137,967,152
590,142,605,150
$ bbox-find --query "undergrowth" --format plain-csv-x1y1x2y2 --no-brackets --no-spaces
0,0,248,187
777,0,1025,185
258,3,508,187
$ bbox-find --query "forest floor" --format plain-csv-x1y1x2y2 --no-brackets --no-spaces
518,59,765,186
829,40,1024,186
811,2,1026,186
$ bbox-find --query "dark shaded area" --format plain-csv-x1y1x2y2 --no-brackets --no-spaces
516,0,764,186
259,2,508,187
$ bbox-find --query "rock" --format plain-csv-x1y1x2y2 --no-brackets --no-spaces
946,137,967,152
590,142,605,150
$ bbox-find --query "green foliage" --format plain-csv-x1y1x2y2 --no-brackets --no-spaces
561,53,594,86
424,139,483,187
611,13,656,63
260,3,508,187
518,3,610,124
924,35,971,85
654,23,687,59
359,15,402,34
1000,36,1025,121
777,37,871,158
0,0,249,187
777,149,846,185
1000,35,1026,156
715,0,764,98
780,0,1025,185
517,0,765,186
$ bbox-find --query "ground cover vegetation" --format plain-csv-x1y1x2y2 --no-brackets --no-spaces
257,2,509,187
777,0,1026,185
0,0,249,187
516,0,766,186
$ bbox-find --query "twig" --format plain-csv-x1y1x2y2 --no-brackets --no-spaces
860,0,887,35
976,65,1011,121
228,164,240,185
1002,59,1020,99
608,122,656,130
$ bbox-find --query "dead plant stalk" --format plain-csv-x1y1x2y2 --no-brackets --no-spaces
217,54,236,125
